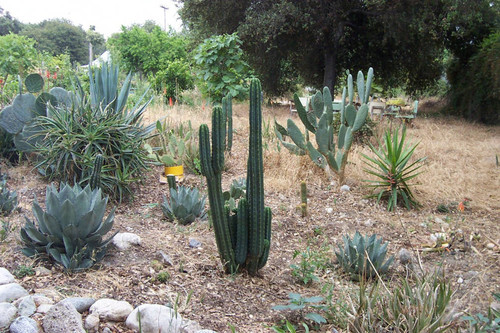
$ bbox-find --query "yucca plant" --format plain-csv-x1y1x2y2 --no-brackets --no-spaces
20,183,117,272
161,185,207,225
336,231,394,281
361,125,426,211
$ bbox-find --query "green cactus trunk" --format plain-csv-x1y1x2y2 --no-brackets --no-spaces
199,79,271,276
222,95,233,153
90,154,103,190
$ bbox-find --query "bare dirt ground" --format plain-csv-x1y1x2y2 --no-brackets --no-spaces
0,101,499,332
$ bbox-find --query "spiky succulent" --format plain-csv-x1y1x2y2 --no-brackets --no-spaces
20,183,117,272
0,178,17,216
161,185,206,225
336,231,394,281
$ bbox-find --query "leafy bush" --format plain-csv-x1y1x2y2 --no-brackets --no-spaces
20,183,117,272
161,185,207,225
335,231,394,281
194,33,251,101
361,125,426,211
33,62,153,201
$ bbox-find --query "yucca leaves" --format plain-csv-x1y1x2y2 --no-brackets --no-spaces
20,183,117,272
362,125,426,211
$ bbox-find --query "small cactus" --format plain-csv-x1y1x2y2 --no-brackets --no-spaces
300,181,307,217
89,154,103,190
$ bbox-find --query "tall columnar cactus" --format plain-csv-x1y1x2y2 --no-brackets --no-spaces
222,94,233,153
276,68,373,185
89,154,103,190
199,78,272,275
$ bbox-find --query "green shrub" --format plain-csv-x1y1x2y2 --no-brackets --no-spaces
34,62,153,202
361,125,426,211
20,183,117,272
161,185,207,225
335,231,394,281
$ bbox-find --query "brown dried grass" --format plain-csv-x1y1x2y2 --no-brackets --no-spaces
145,102,500,213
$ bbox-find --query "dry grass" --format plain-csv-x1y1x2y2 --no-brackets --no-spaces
157,101,499,213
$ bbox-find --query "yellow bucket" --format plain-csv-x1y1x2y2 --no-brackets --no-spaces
164,165,184,180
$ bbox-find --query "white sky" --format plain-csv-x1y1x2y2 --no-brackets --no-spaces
1,0,182,37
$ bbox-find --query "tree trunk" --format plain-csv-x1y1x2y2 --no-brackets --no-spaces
323,49,337,93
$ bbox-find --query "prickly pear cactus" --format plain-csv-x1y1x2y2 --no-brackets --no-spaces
276,68,374,185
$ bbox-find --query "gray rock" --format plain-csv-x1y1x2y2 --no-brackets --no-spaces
398,248,414,265
340,185,350,192
18,295,37,317
89,298,133,321
181,320,202,333
42,301,85,333
34,267,51,276
9,316,39,333
61,297,96,313
195,330,218,333
0,283,29,303
113,232,141,250
126,304,184,333
0,302,17,329
189,239,201,248
37,303,53,314
0,267,15,285
102,328,112,333
31,294,54,307
84,313,100,333
159,250,174,266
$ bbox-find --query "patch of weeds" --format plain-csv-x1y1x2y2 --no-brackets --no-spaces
272,292,327,328
13,264,35,278
462,293,500,332
290,245,331,285
271,319,310,333
156,271,170,283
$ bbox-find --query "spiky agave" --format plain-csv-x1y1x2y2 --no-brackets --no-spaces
20,183,117,272
161,185,207,225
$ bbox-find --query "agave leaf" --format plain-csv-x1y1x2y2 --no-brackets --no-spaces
21,248,37,257
62,233,75,258
94,207,115,236
22,221,48,244
59,199,76,229
42,212,63,238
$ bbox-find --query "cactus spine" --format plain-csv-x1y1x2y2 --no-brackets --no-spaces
276,68,373,185
199,78,271,275
90,154,103,190
222,94,233,153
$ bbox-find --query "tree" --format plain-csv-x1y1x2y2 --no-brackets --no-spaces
179,0,448,96
108,24,193,98
0,7,23,35
86,26,106,64
21,19,88,64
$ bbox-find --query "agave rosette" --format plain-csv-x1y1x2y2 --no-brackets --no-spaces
20,183,117,271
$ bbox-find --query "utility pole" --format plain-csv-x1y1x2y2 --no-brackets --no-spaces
160,5,168,31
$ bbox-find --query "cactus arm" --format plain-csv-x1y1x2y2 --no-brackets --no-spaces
294,93,316,133
311,91,324,119
286,119,307,150
348,74,353,105
340,87,346,124
357,71,365,104
212,106,225,173
235,198,248,265
345,104,357,127
352,104,369,132
306,141,327,169
364,68,374,104
90,154,103,190
257,206,272,270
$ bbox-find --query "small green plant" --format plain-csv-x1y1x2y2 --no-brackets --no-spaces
272,293,327,326
13,264,35,278
290,245,330,285
0,178,17,216
462,293,500,332
156,271,170,283
271,320,310,333
20,183,117,272
0,219,14,242
361,125,426,211
161,185,207,225
335,231,394,281
223,177,246,211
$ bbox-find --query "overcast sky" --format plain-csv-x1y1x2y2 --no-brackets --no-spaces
1,0,182,37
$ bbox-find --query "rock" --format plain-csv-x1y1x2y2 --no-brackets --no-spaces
195,330,218,333
189,239,201,248
84,313,100,333
31,294,54,307
0,302,17,329
457,277,464,284
42,301,85,333
159,250,174,266
9,316,39,333
486,243,495,250
181,320,202,333
434,217,445,224
89,298,133,321
0,283,29,302
34,267,51,276
464,270,478,280
102,328,112,333
61,297,96,313
37,303,53,314
126,304,184,333
398,248,414,265
325,207,333,214
18,295,37,317
0,267,15,285
340,185,350,192
113,232,141,250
